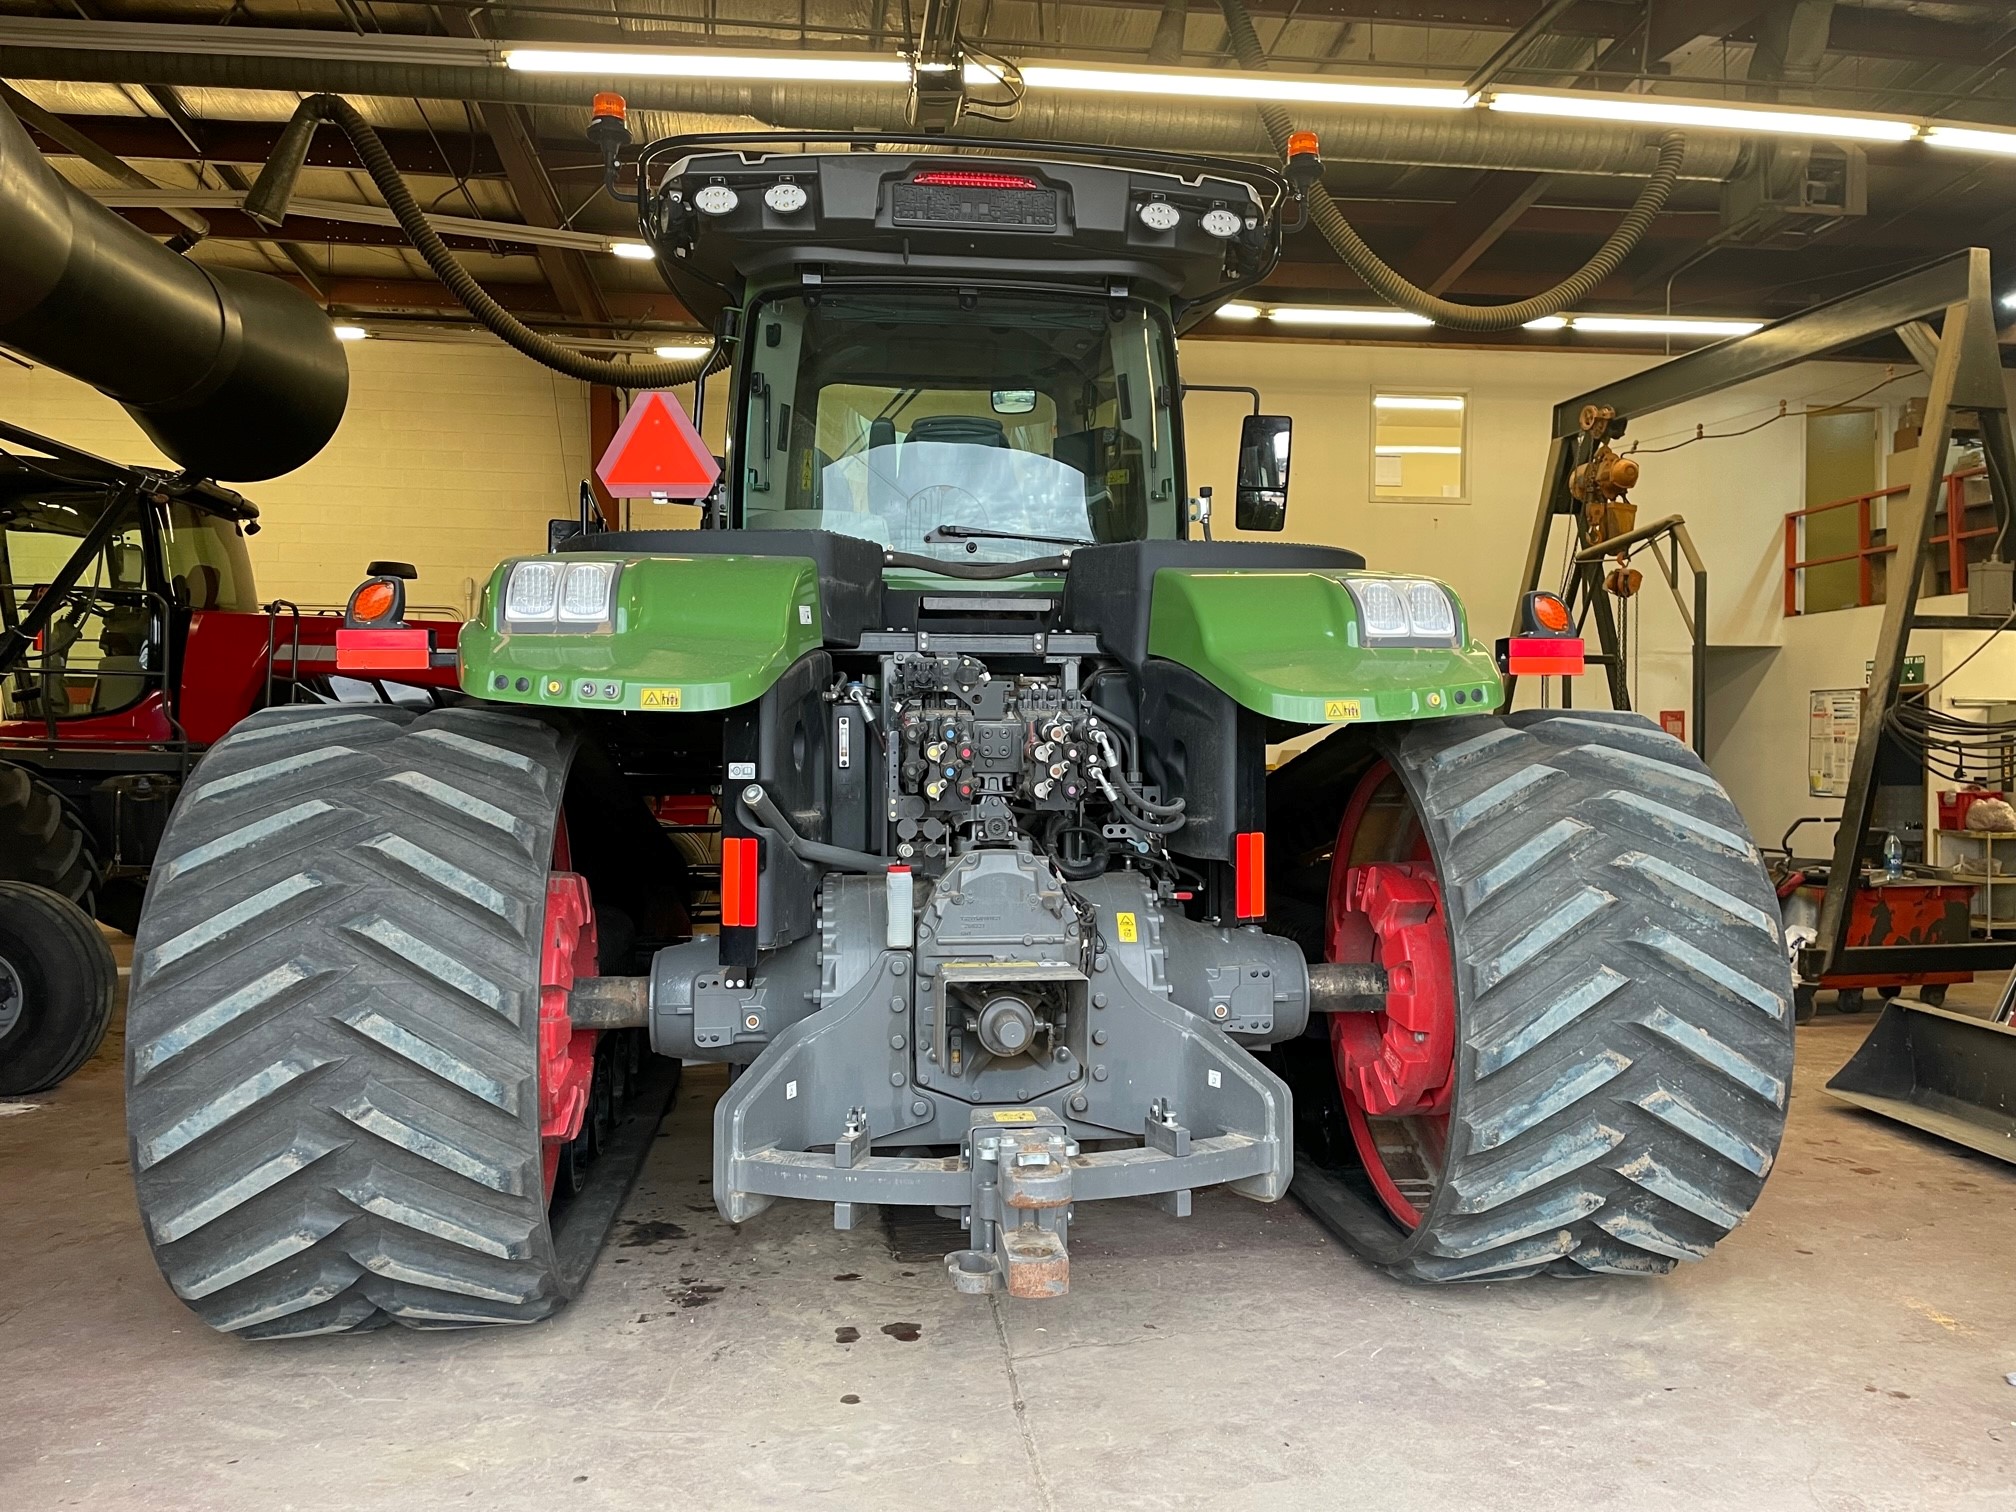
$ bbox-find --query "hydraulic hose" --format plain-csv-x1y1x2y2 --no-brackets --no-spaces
1214,0,1687,332
245,94,725,387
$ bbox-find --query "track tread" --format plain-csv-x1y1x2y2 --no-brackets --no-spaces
125,704,579,1336
1315,709,1794,1283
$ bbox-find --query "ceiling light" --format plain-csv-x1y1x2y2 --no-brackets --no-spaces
654,344,713,358
1488,90,1916,143
1924,125,2016,156
1216,303,1263,321
1373,395,1465,410
332,325,368,341
609,241,656,260
1010,62,1469,111
1569,315,1764,336
1269,307,1435,328
1522,315,1569,331
504,48,911,83
1375,445,1462,455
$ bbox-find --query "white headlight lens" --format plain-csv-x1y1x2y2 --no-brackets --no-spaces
558,561,618,623
1404,581,1457,638
764,182,808,213
1348,579,1411,639
1200,207,1242,238
504,561,560,621
1138,199,1181,231
694,184,738,215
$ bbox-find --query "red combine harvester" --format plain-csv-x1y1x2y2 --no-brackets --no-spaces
0,423,459,933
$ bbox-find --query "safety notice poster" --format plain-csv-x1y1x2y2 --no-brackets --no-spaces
1809,689,1863,797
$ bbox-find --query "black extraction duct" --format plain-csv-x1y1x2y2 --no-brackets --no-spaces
0,91,347,481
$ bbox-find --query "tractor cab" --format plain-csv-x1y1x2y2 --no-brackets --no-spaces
633,134,1300,558
0,425,257,739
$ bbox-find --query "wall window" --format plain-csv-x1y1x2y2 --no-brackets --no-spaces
1371,391,1467,502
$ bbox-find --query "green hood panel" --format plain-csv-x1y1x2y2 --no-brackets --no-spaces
1145,569,1503,725
460,553,823,713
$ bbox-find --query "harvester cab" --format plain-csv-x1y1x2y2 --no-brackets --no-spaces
117,106,1797,1336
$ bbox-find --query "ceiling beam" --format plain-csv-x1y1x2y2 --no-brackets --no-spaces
21,111,515,177
1398,170,1549,293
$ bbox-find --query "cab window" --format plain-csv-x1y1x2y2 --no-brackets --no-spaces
159,502,256,612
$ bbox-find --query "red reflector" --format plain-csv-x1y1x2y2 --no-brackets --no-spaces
1506,635,1585,677
720,836,760,929
911,170,1039,190
1235,831,1267,919
336,626,430,671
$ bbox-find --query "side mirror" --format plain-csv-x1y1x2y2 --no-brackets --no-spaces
1236,414,1292,531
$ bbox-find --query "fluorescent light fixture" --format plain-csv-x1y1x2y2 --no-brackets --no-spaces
332,324,368,341
1269,306,1435,328
1375,445,1462,455
1009,61,1468,111
2003,293,2016,309
1373,394,1464,411
609,241,656,260
1522,315,1569,331
1489,90,1915,142
654,344,713,358
503,48,911,83
1216,303,1263,321
1924,125,2016,156
1570,315,1764,337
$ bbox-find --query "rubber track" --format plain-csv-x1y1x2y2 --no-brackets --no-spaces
124,705,579,1337
0,761,100,914
1342,709,1794,1281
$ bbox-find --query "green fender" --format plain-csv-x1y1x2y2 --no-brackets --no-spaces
1145,569,1505,725
459,553,823,713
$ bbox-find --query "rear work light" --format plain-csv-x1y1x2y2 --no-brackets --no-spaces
910,170,1040,190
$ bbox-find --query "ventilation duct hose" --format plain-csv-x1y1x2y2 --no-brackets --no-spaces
1214,0,1686,331
246,94,725,386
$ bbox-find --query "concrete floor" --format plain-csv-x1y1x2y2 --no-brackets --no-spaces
3,957,2013,1512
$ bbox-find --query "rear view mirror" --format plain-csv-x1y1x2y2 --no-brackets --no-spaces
992,389,1038,414
1236,414,1292,531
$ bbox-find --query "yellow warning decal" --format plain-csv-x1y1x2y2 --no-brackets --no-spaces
991,1110,1039,1123
640,687,683,710
1115,911,1138,943
1325,698,1363,722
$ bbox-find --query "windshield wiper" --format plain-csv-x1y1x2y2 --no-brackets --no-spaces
925,524,1096,548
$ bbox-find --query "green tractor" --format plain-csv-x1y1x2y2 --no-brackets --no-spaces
122,119,1794,1335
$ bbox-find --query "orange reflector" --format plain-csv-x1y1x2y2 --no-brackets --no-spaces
335,626,431,672
592,91,627,121
1235,831,1267,919
1287,130,1320,159
1506,636,1585,677
720,836,760,929
1531,593,1571,633
351,579,397,623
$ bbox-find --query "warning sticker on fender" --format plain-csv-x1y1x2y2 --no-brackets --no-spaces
1324,698,1363,721
1115,911,1138,943
640,687,683,709
991,1110,1038,1123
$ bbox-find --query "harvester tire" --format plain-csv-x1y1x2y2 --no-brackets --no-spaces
0,880,117,1095
0,761,100,915
1299,710,1795,1281
125,704,585,1337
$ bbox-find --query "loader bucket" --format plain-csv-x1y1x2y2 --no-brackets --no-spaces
1826,1001,2016,1162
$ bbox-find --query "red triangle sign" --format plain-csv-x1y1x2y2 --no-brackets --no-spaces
596,390,721,500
